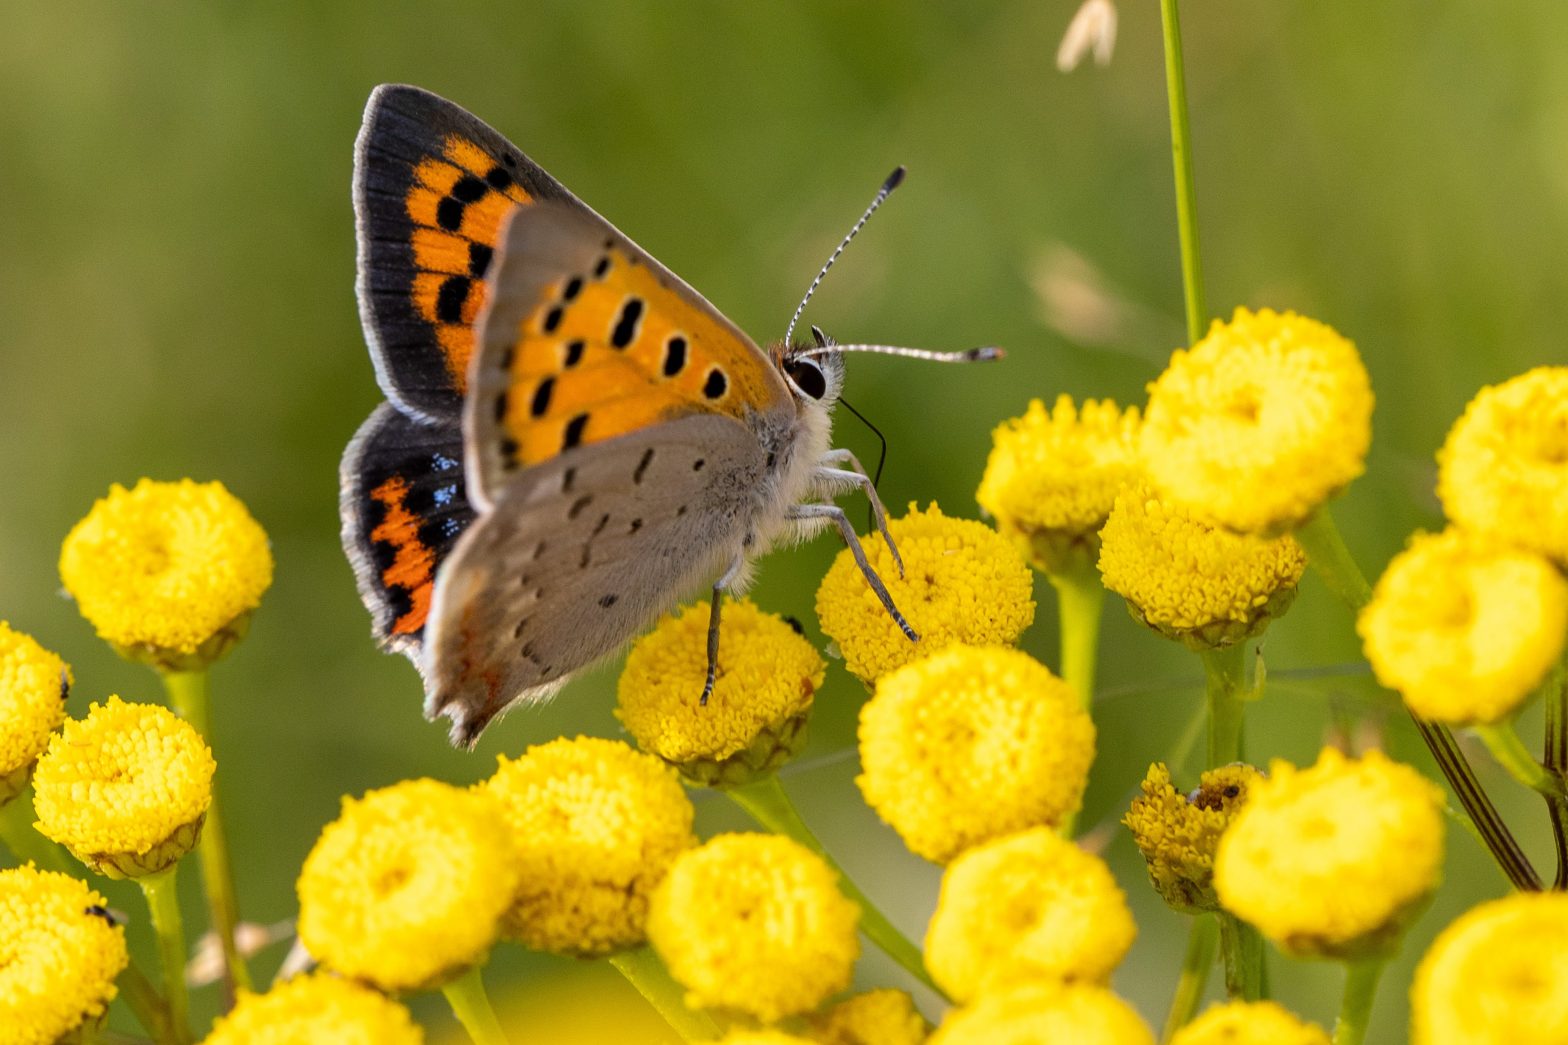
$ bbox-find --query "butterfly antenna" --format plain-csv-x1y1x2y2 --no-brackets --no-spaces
836,393,889,532
800,343,1005,363
783,166,907,348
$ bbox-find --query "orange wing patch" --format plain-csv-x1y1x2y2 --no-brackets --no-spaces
369,475,439,636
403,135,535,390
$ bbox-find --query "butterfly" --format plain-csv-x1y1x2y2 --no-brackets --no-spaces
340,84,996,747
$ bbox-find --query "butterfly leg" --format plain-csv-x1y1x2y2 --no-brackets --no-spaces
788,503,919,642
701,555,747,706
814,448,904,578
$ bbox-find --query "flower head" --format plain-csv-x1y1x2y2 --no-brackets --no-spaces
816,504,1034,683
1171,1001,1330,1045
931,984,1154,1045
858,646,1094,863
1140,308,1373,535
201,972,424,1045
297,778,517,991
1098,484,1305,650
1438,366,1568,565
1411,892,1568,1045
976,396,1141,572
1214,748,1444,958
481,736,695,955
647,833,859,1022
0,623,71,804
807,989,931,1045
1359,528,1568,724
925,827,1135,1001
616,600,823,785
32,696,214,877
1123,762,1260,912
717,1034,815,1045
0,866,128,1045
59,478,272,666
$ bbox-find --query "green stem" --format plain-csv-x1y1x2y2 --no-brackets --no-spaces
118,961,176,1045
440,966,510,1045
1200,644,1249,766
608,947,722,1042
1543,662,1568,888
160,669,250,997
1161,915,1218,1043
138,868,192,1045
1332,957,1387,1045
0,787,73,873
1475,722,1567,799
1217,912,1264,1002
1295,510,1373,609
1158,0,1207,344
1048,555,1105,712
725,774,946,998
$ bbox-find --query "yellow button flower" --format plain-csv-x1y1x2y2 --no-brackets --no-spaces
1438,366,1568,565
858,646,1094,864
1214,748,1444,958
0,866,128,1045
816,503,1035,683
1411,892,1568,1045
807,988,930,1045
297,778,518,991
481,736,695,956
647,833,859,1022
1123,762,1260,913
616,600,824,786
931,984,1155,1045
0,623,71,804
201,972,424,1045
1358,528,1568,724
1098,484,1306,650
718,1033,816,1045
32,696,214,878
925,827,1135,1001
976,396,1142,572
1141,308,1373,536
59,478,272,666
1171,1001,1330,1045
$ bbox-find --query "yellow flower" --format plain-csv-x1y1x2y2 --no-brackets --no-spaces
1359,528,1568,724
297,778,517,991
1171,1001,1330,1045
976,396,1142,572
59,478,272,666
32,696,214,878
1123,762,1260,913
481,736,695,956
924,827,1135,1001
1098,483,1306,650
0,866,128,1045
647,833,859,1022
1141,307,1373,535
0,623,71,804
718,1034,816,1045
201,972,423,1045
616,600,824,786
1410,892,1568,1045
858,646,1094,864
807,988,930,1045
1214,748,1444,958
1438,366,1568,565
931,983,1155,1045
816,503,1035,682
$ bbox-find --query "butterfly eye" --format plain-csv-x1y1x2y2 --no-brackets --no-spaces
786,359,828,400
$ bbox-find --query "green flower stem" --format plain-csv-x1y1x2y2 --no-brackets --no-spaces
0,787,72,872
726,774,946,999
1216,912,1265,1002
1543,662,1568,888
1332,957,1387,1045
1048,554,1105,713
1296,507,1542,891
608,947,722,1043
441,966,510,1045
1157,0,1207,344
118,960,176,1045
1200,643,1249,766
1475,722,1567,799
1161,915,1217,1043
160,669,250,996
138,868,192,1045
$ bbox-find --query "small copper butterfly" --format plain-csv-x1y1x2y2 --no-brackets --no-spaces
341,85,997,747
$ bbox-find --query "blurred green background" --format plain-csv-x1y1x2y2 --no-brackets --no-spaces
2,1,1565,1040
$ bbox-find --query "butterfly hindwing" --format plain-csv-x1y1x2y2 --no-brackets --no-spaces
425,413,768,747
340,402,476,658
354,84,580,421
